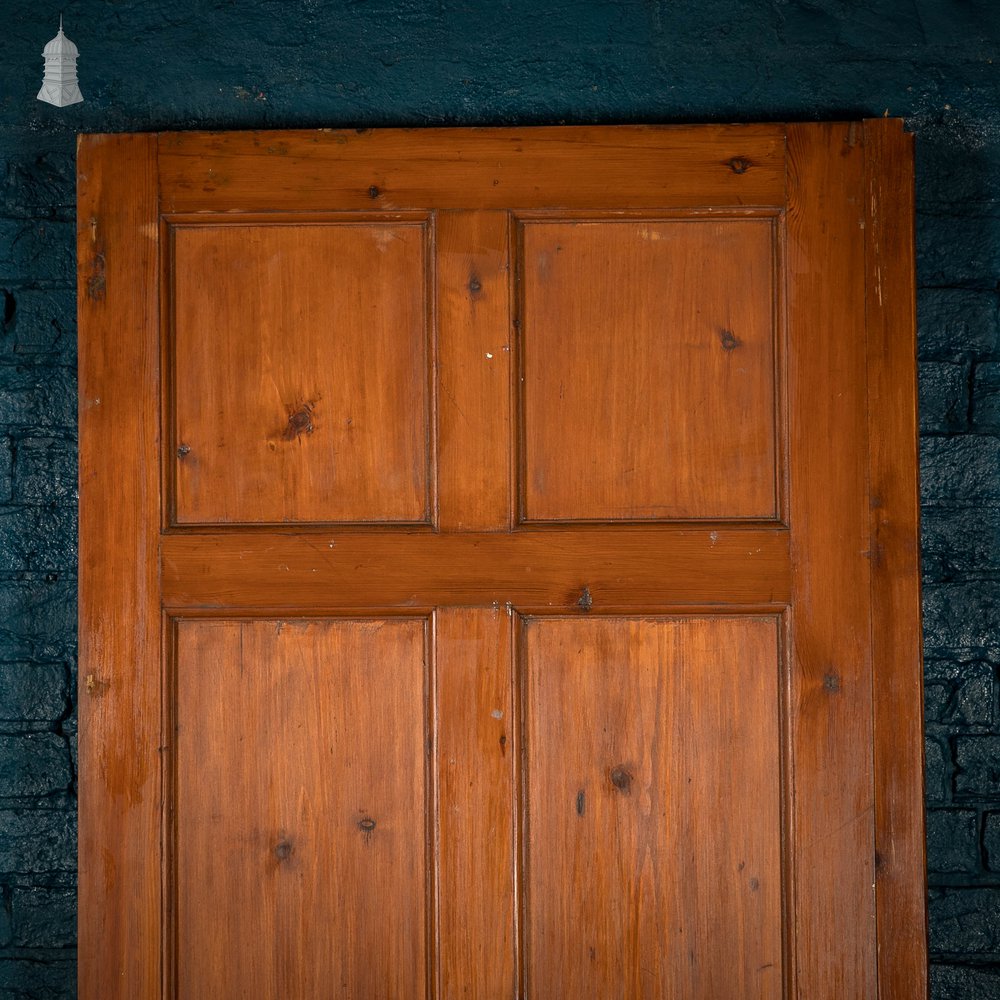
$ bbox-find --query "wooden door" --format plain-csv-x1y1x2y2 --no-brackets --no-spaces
77,122,927,999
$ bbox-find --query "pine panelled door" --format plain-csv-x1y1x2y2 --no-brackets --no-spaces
77,123,927,999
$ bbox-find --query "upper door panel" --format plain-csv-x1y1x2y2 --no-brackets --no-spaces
169,219,432,526
519,217,778,522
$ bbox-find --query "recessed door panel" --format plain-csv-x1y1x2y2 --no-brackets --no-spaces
170,222,431,525
520,219,778,522
172,618,430,999
522,616,783,999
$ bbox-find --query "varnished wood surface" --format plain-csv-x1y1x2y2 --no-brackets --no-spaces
436,212,512,531
786,122,876,998
436,609,517,998
173,618,430,999
157,125,787,213
519,218,778,521
863,118,929,1000
521,616,783,999
78,123,927,999
77,133,162,1000
161,527,792,610
169,220,431,525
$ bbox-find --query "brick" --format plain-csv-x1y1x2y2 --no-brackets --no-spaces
0,220,74,286
926,809,980,873
0,365,76,430
0,735,71,798
917,116,1000,205
0,435,10,503
0,288,76,362
973,362,1000,432
0,885,10,948
0,957,76,999
917,289,998,361
955,736,1000,798
947,673,994,729
924,660,995,729
985,812,1000,871
11,436,76,505
920,361,969,433
920,436,1000,506
11,885,75,947
0,505,78,573
0,808,76,874
62,715,76,792
917,213,1000,287
929,887,1000,955
0,663,67,723
931,963,1000,1000
926,736,948,804
0,576,76,662
1,150,75,220
924,681,950,724
923,582,1000,657
922,506,1000,580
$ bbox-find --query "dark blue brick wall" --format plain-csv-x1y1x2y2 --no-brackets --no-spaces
1,1,998,995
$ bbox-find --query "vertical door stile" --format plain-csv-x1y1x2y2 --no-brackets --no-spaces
786,122,877,997
863,118,929,1000
77,133,162,1000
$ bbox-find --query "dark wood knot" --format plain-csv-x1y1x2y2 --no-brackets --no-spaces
609,765,632,795
718,328,741,351
282,401,316,441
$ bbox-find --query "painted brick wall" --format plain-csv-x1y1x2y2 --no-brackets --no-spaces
1,1,999,996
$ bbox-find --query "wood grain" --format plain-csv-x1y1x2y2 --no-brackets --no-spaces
436,608,516,998
158,125,786,213
161,527,792,610
78,123,926,997
169,221,431,525
519,218,778,521
863,118,929,1000
173,618,430,999
521,616,783,999
786,122,876,998
77,133,162,1000
436,212,512,531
